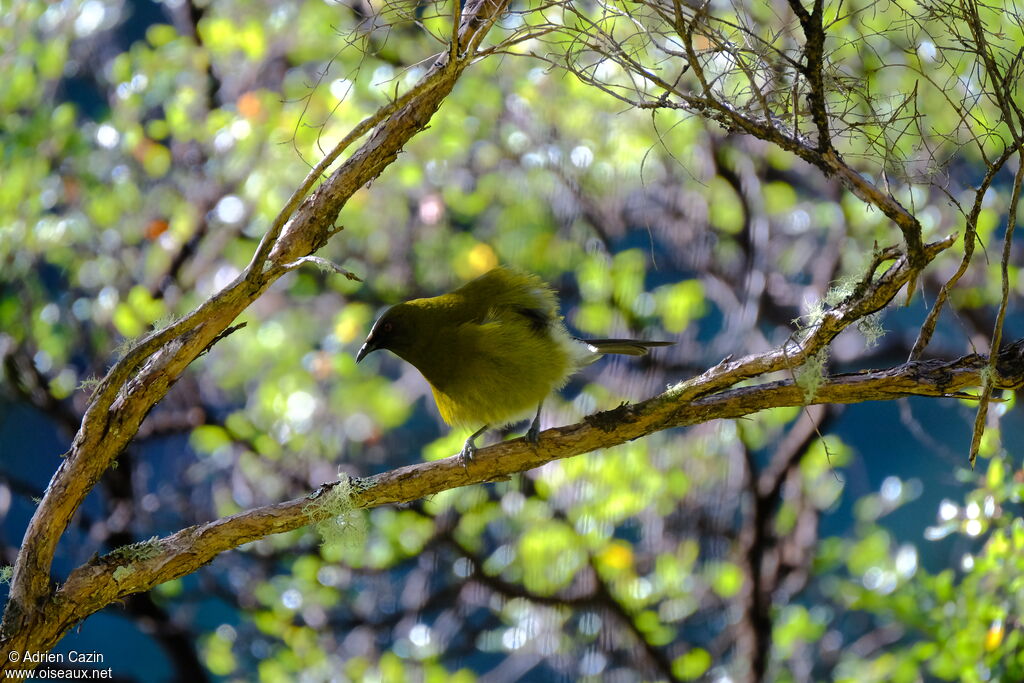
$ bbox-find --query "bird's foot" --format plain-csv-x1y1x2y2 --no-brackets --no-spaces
525,423,541,447
526,403,543,448
458,425,489,471
459,438,478,471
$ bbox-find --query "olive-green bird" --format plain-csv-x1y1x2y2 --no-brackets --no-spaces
356,266,672,462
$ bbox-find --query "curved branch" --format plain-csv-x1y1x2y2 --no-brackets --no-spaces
0,0,511,658
0,231,957,660
13,334,1024,656
671,234,955,404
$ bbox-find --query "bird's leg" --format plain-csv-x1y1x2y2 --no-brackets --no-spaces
460,424,489,468
525,402,543,446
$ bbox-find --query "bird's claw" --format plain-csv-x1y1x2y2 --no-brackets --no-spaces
458,425,489,471
525,424,540,447
459,441,477,470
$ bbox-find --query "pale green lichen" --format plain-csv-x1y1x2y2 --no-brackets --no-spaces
828,272,889,348
858,312,886,348
800,274,887,350
824,277,856,307
794,298,826,331
304,478,367,551
151,313,180,331
795,348,830,402
77,376,102,394
112,566,134,583
107,538,163,583
107,536,162,563
112,336,136,360
0,565,12,585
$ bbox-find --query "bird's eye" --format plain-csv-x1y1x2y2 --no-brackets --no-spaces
382,321,393,333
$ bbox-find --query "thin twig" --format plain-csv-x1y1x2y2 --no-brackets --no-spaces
968,157,1024,467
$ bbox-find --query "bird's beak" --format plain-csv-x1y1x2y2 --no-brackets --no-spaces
355,338,376,363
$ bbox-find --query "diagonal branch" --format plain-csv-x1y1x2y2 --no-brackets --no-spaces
1,232,993,659
0,0,511,657
21,334,1024,656
670,235,954,405
967,156,1024,466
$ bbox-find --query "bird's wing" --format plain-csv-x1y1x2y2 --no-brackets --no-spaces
480,301,552,337
476,275,559,335
509,303,551,333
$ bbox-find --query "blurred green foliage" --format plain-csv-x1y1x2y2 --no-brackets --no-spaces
2,0,1024,681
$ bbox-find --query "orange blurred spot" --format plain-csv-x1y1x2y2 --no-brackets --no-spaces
132,138,159,164
692,35,712,51
238,91,262,120
145,219,169,240
132,138,154,163
62,176,80,203
310,351,333,380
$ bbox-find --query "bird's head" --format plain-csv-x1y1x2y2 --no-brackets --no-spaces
356,302,420,363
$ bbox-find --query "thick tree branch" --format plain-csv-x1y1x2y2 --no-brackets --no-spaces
0,0,510,660
14,335,1024,655
0,229,957,661
670,235,954,404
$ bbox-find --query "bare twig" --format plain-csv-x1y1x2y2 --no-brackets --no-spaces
968,158,1024,467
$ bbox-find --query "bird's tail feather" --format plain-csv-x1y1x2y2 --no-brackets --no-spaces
582,339,673,356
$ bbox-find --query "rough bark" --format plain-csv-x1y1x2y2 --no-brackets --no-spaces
0,0,510,668
4,223,1015,663
18,332,1024,659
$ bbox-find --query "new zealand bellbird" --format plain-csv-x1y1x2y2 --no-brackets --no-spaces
356,266,672,462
